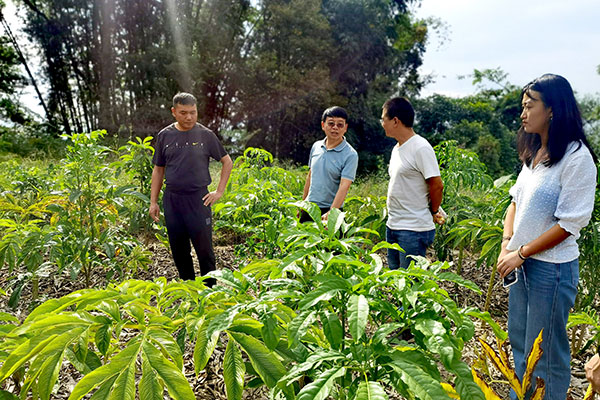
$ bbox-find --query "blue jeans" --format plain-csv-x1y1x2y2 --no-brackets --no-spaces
508,258,579,400
386,227,435,270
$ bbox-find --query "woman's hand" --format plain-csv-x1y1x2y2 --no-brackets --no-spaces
497,250,525,278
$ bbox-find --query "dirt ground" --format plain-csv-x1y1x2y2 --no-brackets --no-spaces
0,240,594,399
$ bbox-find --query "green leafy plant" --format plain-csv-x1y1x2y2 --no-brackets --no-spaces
111,136,155,233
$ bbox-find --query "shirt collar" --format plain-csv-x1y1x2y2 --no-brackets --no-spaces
320,138,348,152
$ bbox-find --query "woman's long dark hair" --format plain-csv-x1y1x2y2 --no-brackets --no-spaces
517,73,598,166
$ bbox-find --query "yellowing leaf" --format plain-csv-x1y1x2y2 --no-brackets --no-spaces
441,382,460,399
471,368,502,400
530,377,545,400
478,338,523,398
522,329,544,394
583,383,595,400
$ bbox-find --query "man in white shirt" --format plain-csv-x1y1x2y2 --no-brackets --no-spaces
381,97,444,269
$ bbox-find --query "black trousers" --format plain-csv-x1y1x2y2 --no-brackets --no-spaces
163,187,215,282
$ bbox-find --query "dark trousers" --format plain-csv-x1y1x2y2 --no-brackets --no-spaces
299,206,342,223
163,188,215,282
300,207,329,222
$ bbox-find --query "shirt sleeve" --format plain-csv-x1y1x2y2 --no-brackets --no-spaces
207,131,228,161
555,146,597,237
308,143,316,169
415,144,440,179
152,131,165,167
341,151,359,181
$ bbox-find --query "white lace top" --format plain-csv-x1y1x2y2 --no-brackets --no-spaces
507,141,597,263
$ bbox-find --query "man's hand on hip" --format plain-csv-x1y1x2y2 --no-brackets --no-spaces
203,191,224,206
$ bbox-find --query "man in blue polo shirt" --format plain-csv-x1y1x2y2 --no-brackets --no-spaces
301,106,359,222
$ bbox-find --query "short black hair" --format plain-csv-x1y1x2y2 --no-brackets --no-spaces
383,97,414,127
173,92,197,107
321,106,348,122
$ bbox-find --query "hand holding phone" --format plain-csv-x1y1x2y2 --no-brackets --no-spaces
503,270,518,288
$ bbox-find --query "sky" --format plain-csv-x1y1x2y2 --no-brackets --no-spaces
412,0,600,98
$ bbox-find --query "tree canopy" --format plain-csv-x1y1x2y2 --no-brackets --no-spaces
13,0,429,164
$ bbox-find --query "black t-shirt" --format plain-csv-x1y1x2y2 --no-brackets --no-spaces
152,123,228,192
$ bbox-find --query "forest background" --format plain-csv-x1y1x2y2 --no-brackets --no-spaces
1,0,598,176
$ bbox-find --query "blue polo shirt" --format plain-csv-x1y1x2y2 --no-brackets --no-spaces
307,138,358,208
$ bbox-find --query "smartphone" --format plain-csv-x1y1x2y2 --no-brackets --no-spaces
503,270,518,288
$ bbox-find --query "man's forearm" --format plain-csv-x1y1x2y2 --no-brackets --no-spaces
330,178,352,209
303,170,311,200
150,166,165,204
216,155,233,194
427,176,443,212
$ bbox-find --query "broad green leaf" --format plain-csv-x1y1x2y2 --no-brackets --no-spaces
320,311,343,350
298,277,349,309
0,390,19,400
437,272,481,294
326,208,344,238
287,310,317,348
69,338,142,400
36,327,85,400
388,355,451,400
223,338,245,400
229,331,287,389
296,366,344,400
348,294,369,342
465,310,507,341
194,314,221,374
142,340,195,400
139,357,164,400
95,324,111,356
278,350,345,386
448,358,485,400
260,313,280,351
147,328,183,370
354,381,389,400
0,335,57,381
37,352,64,400
0,312,19,323
107,360,136,400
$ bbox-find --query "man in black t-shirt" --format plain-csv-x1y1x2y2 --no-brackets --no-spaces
150,92,233,285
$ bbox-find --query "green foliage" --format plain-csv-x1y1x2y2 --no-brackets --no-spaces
214,147,304,258
568,307,600,355
576,165,600,310
110,136,155,233
0,205,498,399
413,68,520,177
0,132,152,308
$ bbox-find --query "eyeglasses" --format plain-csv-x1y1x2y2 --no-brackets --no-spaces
326,122,346,129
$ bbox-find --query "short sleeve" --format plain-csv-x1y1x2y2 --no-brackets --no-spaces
415,144,440,179
152,131,166,166
207,131,227,161
555,146,597,237
341,151,359,181
308,143,317,169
